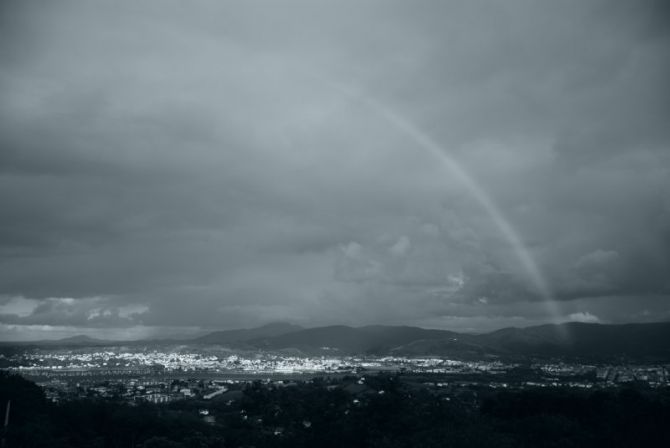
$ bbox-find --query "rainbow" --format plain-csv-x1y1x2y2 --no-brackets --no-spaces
333,85,561,322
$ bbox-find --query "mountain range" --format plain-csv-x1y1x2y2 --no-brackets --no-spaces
4,321,670,361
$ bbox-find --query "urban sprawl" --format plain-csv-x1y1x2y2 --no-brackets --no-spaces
3,348,668,406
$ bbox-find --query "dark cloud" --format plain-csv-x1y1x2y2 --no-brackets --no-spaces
1,0,668,339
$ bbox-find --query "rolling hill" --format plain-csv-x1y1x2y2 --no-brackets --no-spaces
192,322,304,346
4,321,670,361
249,325,463,354
239,321,670,360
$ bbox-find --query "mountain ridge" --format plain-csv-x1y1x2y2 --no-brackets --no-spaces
3,321,670,360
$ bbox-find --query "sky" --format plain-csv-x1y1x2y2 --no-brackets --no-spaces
1,0,669,340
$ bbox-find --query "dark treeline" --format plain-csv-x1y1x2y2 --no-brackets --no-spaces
2,372,670,447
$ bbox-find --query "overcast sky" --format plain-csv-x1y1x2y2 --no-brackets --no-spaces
1,0,669,340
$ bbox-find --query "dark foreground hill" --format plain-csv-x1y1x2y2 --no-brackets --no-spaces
3,371,670,447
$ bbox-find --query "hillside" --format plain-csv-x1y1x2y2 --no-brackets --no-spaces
476,322,670,360
242,321,670,360
4,321,670,361
249,325,462,354
192,322,303,346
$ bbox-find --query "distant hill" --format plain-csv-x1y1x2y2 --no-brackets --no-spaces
475,321,670,360
249,325,467,354
53,335,108,345
241,321,670,360
0,334,111,347
388,337,494,359
192,322,303,346
4,321,670,361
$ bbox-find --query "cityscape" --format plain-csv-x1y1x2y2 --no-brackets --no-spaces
3,346,669,406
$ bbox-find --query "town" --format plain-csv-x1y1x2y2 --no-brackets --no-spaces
2,348,669,405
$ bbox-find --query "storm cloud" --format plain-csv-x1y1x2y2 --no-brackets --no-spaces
1,0,669,339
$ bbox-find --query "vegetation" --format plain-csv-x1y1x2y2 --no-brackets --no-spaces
2,372,670,447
